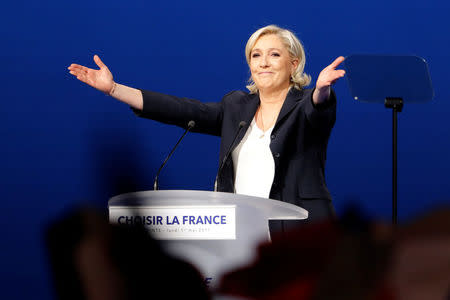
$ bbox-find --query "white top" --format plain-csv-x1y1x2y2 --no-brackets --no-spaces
231,118,275,198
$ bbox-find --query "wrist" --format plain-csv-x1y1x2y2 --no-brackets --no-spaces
108,82,117,96
315,85,330,94
313,86,330,104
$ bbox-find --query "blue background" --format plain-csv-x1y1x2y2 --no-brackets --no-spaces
1,0,449,298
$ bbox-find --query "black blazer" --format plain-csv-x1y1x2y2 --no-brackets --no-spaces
135,87,336,207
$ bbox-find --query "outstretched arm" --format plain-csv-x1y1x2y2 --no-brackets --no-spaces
313,56,346,105
68,55,144,110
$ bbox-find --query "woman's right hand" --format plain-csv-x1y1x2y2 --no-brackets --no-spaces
68,55,114,94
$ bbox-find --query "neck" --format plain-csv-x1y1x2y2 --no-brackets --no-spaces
255,86,290,132
258,86,290,107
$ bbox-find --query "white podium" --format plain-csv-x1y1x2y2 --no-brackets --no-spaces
109,190,307,287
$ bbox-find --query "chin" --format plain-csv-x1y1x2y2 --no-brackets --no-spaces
256,82,274,90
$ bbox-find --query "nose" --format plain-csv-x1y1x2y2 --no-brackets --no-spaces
259,54,270,68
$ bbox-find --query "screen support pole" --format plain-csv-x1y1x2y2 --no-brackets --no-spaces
385,98,403,225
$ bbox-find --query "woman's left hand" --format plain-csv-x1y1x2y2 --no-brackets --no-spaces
313,56,346,104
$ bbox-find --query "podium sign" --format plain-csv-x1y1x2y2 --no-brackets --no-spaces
110,205,236,240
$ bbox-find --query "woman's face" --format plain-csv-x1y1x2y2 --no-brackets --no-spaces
249,34,298,93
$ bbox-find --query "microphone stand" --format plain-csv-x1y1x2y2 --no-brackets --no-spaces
214,121,246,192
153,121,195,190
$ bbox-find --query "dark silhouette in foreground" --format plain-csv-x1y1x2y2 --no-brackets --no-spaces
219,207,450,300
46,209,210,300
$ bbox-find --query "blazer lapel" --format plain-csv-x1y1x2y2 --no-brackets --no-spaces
229,88,303,152
275,88,304,128
232,93,259,151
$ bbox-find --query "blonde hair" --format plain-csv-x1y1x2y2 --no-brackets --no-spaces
245,25,311,94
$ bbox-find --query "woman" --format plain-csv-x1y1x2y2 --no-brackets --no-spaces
68,25,345,222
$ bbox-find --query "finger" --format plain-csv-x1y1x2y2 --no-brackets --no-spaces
329,70,346,85
68,64,90,74
69,69,85,78
69,69,83,79
70,71,88,84
69,69,88,79
329,56,345,69
93,55,106,69
335,69,346,77
68,63,85,70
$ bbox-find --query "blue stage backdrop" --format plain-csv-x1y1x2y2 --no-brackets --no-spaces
1,0,449,298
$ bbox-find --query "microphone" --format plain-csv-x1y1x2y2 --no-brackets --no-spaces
153,120,195,190
214,121,247,192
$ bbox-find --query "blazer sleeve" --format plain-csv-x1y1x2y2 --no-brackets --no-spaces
303,88,337,137
131,89,224,136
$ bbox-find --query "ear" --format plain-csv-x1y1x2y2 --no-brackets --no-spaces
291,58,299,72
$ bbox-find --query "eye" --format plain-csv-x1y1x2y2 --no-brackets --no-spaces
271,52,280,57
251,53,260,58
